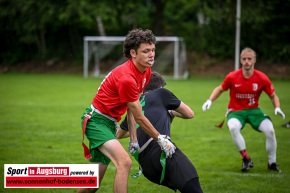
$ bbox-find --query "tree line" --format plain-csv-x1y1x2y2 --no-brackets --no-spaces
1,0,289,65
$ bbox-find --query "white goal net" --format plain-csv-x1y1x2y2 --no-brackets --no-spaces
83,36,188,79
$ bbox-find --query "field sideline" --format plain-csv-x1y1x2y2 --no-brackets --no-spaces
0,73,289,193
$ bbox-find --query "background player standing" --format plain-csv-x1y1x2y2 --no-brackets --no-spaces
202,47,285,172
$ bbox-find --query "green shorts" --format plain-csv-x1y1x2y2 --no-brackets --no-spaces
227,108,270,131
81,106,117,164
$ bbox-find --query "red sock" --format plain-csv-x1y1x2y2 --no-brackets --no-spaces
240,150,250,159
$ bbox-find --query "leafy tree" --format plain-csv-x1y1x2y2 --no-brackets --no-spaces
0,0,289,65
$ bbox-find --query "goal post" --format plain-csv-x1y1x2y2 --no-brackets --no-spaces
83,36,188,79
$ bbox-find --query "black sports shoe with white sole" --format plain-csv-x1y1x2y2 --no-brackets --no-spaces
241,158,254,172
268,163,281,172
281,122,290,128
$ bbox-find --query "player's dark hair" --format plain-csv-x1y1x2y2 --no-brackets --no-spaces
123,28,156,59
144,71,166,92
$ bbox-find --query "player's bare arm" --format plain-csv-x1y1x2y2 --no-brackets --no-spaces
127,100,176,158
202,85,224,112
269,92,281,108
116,128,129,139
127,100,160,140
171,101,194,119
269,92,285,119
126,108,138,142
126,107,140,155
209,85,224,101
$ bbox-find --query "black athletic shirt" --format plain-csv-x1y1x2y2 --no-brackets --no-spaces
120,88,200,192
120,88,200,191
120,87,180,147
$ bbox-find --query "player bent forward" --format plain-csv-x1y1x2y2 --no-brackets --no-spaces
202,47,285,172
78,29,176,193
117,72,203,193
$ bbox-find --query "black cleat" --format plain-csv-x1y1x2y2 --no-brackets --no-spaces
241,158,254,172
268,163,281,172
281,122,290,128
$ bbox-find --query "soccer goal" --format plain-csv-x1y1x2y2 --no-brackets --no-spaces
83,36,188,79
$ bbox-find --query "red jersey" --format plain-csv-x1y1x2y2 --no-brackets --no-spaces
92,60,151,122
221,69,275,111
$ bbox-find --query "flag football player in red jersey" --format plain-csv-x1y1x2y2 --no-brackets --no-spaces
78,29,176,193
202,47,285,172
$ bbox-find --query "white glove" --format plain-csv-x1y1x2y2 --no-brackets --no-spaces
202,99,212,112
168,110,175,123
275,107,285,119
168,110,175,118
157,135,176,158
128,142,140,155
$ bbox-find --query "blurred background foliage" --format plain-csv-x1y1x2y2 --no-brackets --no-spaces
0,0,289,65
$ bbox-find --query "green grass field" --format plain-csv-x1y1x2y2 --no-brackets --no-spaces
1,73,289,193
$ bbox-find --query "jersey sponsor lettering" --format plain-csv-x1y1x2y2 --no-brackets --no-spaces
235,93,256,99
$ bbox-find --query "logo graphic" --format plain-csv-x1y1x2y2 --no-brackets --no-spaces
235,84,241,87
252,83,258,91
142,78,147,88
4,164,99,188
